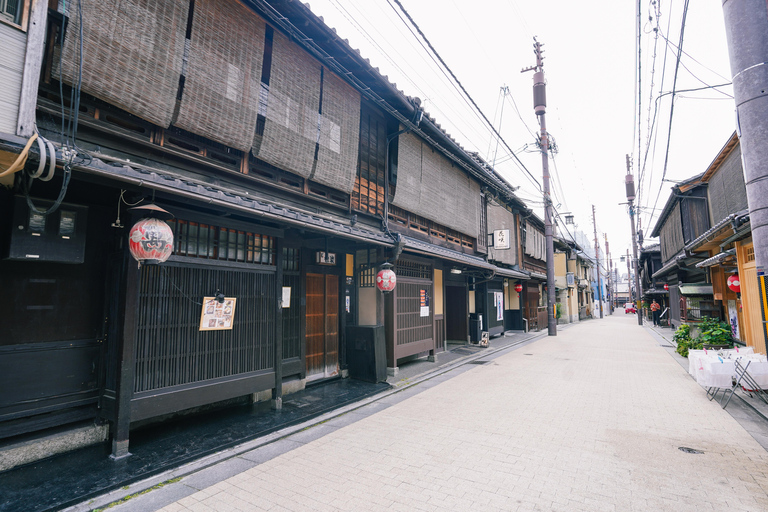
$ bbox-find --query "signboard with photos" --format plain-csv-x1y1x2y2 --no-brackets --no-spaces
199,297,237,331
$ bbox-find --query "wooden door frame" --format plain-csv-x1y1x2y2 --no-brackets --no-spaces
304,260,344,381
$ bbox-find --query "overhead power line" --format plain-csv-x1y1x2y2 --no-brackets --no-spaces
388,0,542,191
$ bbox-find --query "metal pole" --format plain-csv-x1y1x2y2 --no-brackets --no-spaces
605,234,613,315
627,249,632,305
626,155,643,326
592,205,604,318
721,0,768,346
524,38,557,336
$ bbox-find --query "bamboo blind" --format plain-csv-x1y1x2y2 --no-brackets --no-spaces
311,69,361,193
174,0,265,151
254,30,321,178
57,0,188,128
391,132,480,237
487,200,518,265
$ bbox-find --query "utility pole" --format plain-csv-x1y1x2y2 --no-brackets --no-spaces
626,155,642,326
592,205,604,319
627,249,632,305
721,0,768,346
605,233,613,315
523,38,556,336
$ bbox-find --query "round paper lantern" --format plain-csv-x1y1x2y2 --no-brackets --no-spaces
664,283,669,291
514,283,523,293
727,274,741,293
376,268,397,292
129,217,174,264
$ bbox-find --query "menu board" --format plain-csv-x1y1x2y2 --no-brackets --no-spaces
199,297,237,331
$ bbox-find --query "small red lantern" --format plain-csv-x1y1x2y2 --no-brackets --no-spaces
376,264,396,292
727,274,741,293
129,217,174,265
664,283,669,291
514,283,523,293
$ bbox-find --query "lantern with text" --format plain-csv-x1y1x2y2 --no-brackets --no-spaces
664,283,669,291
514,283,523,293
727,274,741,293
376,263,396,292
129,217,174,265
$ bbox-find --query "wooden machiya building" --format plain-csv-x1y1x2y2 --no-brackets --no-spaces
684,134,764,353
650,174,713,329
0,0,531,460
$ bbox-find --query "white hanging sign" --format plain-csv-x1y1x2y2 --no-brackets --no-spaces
493,229,511,250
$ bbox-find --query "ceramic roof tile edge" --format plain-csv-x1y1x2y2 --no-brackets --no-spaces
71,156,395,246
641,243,661,252
246,0,527,208
695,248,737,268
685,209,750,253
652,253,686,279
492,266,530,280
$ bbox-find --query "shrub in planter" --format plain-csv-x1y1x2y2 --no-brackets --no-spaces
673,325,697,357
696,317,734,349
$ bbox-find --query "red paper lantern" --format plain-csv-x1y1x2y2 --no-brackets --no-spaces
514,283,523,293
664,283,669,291
727,274,741,293
129,217,174,264
376,268,397,292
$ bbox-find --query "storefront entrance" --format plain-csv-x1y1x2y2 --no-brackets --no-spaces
305,273,340,380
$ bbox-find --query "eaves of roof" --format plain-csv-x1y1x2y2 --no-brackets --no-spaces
701,132,739,183
72,155,395,247
400,235,499,273
652,253,686,279
685,209,749,253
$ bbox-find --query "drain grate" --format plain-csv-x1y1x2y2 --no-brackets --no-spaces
524,353,533,356
678,447,704,454
467,360,491,365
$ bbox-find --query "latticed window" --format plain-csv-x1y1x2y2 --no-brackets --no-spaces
282,247,300,272
357,248,377,288
353,104,387,217
167,219,274,265
395,259,432,279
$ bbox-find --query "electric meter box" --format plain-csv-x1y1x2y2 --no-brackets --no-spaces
4,196,88,263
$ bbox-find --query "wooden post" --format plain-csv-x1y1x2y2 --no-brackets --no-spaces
111,254,139,460
272,238,283,410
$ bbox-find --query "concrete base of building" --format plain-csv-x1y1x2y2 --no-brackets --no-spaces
0,422,109,472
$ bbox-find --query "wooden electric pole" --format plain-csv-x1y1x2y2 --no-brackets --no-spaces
523,38,556,336
592,205,604,319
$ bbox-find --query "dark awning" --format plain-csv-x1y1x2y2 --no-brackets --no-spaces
400,235,498,272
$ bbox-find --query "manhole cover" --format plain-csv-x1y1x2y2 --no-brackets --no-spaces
678,447,704,454
524,353,533,356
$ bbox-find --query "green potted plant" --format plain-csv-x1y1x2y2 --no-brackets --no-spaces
673,324,698,358
696,317,734,350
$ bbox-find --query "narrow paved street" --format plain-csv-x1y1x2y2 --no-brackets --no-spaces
100,315,768,512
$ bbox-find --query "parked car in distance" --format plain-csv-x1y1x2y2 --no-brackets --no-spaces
625,303,637,314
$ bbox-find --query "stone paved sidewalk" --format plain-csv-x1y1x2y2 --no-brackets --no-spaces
88,315,768,511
